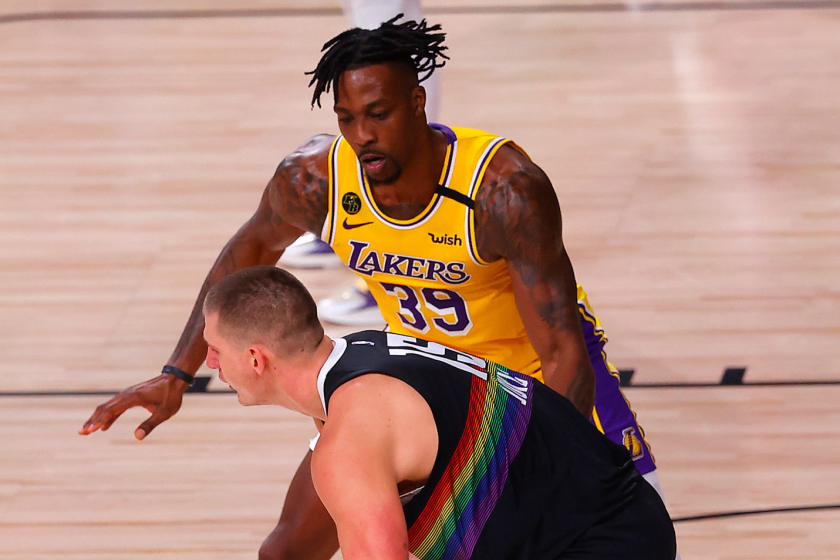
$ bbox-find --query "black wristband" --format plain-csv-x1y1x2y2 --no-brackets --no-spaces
162,365,196,386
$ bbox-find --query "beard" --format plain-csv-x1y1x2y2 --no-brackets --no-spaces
359,148,402,186
367,164,402,186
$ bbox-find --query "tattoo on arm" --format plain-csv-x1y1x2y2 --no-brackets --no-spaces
474,166,576,329
272,154,330,234
565,359,596,418
474,149,595,416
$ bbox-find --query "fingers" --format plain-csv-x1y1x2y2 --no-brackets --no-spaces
135,410,171,441
78,392,140,436
79,375,183,439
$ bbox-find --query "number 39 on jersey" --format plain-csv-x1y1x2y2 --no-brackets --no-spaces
381,282,473,336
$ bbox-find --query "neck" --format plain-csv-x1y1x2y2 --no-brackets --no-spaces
276,335,335,421
370,124,447,220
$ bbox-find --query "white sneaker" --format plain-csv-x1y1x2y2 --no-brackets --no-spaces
279,233,344,269
318,282,385,326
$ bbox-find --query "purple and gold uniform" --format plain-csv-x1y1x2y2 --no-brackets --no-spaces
320,124,655,474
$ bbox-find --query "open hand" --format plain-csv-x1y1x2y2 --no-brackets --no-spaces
78,374,188,440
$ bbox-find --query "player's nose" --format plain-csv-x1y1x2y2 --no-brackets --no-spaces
356,120,376,146
205,348,220,370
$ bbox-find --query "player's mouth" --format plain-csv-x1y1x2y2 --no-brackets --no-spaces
219,371,234,390
360,153,388,175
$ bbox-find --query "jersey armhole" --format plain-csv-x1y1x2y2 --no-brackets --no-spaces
321,135,343,245
465,137,515,266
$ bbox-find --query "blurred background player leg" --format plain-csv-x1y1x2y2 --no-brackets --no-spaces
278,0,440,326
277,232,344,269
316,277,386,325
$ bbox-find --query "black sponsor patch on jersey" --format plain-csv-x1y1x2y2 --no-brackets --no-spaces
342,192,362,215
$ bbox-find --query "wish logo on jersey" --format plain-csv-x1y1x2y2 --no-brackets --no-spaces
346,240,471,286
428,233,462,246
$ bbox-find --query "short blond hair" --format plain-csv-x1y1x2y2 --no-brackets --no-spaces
204,265,324,355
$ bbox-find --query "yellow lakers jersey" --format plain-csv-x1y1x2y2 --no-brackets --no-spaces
321,125,546,379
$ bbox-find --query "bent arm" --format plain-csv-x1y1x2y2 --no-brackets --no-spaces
310,375,437,560
475,145,595,417
166,135,333,375
311,420,412,560
164,191,300,373
80,135,334,438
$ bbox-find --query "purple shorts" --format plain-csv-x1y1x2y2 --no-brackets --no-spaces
578,299,656,475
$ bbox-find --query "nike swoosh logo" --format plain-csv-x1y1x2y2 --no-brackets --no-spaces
342,218,374,230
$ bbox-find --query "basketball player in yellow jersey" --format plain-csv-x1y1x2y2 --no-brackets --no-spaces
80,17,679,560
326,125,545,378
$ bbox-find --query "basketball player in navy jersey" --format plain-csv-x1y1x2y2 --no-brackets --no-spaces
201,266,676,560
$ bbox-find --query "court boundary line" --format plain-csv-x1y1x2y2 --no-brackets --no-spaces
0,504,833,525
0,388,236,397
672,503,840,523
629,379,840,388
2,1,840,25
1,378,839,398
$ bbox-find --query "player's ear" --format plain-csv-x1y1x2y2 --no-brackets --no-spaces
249,345,268,376
412,85,426,118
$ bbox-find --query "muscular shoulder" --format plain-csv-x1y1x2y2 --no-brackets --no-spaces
316,374,438,484
268,134,335,234
473,144,563,262
324,374,417,433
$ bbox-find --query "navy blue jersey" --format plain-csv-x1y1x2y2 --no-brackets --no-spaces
318,331,674,560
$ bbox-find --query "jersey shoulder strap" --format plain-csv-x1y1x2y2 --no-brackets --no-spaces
320,135,345,244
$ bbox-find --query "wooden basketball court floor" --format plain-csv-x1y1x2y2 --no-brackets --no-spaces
1,1,839,558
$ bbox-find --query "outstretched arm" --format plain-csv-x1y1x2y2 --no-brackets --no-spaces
79,135,335,439
475,144,595,417
164,135,333,377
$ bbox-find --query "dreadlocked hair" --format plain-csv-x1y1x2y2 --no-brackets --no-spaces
306,15,449,108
